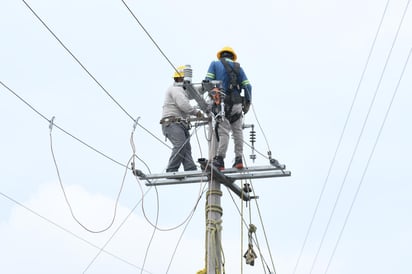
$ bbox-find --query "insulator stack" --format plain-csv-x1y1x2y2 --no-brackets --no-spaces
249,125,256,162
250,129,256,145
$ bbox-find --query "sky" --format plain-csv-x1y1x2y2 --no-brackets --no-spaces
1,0,412,273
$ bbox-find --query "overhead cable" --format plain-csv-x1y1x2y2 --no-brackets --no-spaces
22,0,171,150
0,80,127,169
291,1,392,273
49,123,131,233
0,190,152,273
83,188,153,273
120,0,178,74
309,1,410,273
324,48,412,274
22,0,135,122
84,127,155,273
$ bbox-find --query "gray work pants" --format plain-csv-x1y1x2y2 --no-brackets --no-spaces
215,103,243,159
162,122,196,172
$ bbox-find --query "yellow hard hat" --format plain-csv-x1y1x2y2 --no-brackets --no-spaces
173,65,185,78
217,46,237,61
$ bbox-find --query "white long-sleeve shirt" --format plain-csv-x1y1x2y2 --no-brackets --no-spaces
161,82,199,119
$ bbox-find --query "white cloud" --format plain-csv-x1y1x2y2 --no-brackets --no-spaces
0,183,208,274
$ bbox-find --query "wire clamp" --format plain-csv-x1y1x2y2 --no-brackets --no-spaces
49,116,55,132
131,161,145,177
132,116,141,132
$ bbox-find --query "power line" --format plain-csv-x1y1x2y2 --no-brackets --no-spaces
0,189,152,273
83,186,154,273
21,0,173,151
291,1,391,273
120,0,178,74
49,125,131,233
22,0,135,122
324,47,412,274
84,131,156,272
0,80,128,169
309,1,410,272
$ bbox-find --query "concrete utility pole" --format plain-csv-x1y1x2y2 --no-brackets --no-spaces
205,120,222,274
138,78,291,273
206,176,223,273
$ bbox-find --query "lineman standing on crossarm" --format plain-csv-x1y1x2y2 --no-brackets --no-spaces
160,65,203,172
205,46,252,170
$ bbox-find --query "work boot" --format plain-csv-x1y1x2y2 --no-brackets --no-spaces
212,156,225,171
232,156,244,169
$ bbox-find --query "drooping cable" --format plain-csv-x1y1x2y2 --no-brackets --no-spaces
128,125,160,274
292,1,392,273
131,125,207,232
324,48,411,274
83,126,155,273
308,1,410,273
165,185,208,273
82,187,153,274
49,119,129,233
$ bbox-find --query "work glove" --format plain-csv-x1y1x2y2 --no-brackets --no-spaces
243,101,251,114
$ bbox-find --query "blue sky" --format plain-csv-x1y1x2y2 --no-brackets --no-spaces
1,0,412,273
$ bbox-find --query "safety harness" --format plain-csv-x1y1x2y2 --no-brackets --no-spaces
220,58,243,123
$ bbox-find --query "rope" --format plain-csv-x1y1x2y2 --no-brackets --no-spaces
206,219,223,274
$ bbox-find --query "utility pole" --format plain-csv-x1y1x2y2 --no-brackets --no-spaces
135,77,291,273
205,118,222,274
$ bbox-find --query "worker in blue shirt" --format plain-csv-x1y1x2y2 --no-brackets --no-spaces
205,46,252,170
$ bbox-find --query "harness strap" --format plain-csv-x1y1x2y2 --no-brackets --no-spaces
220,58,241,92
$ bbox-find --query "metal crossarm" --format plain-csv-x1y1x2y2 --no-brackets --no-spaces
141,164,291,192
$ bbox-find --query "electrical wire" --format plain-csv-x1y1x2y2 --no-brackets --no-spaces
22,0,135,122
244,159,277,273
250,103,271,153
120,0,178,75
0,190,152,273
163,122,210,273
22,0,173,152
49,125,130,233
292,1,391,272
82,186,153,273
324,47,412,274
226,186,273,273
0,80,128,169
131,125,207,232
222,156,278,273
165,185,208,273
309,1,410,272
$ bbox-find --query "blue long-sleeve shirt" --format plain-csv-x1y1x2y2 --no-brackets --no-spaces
205,58,252,102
